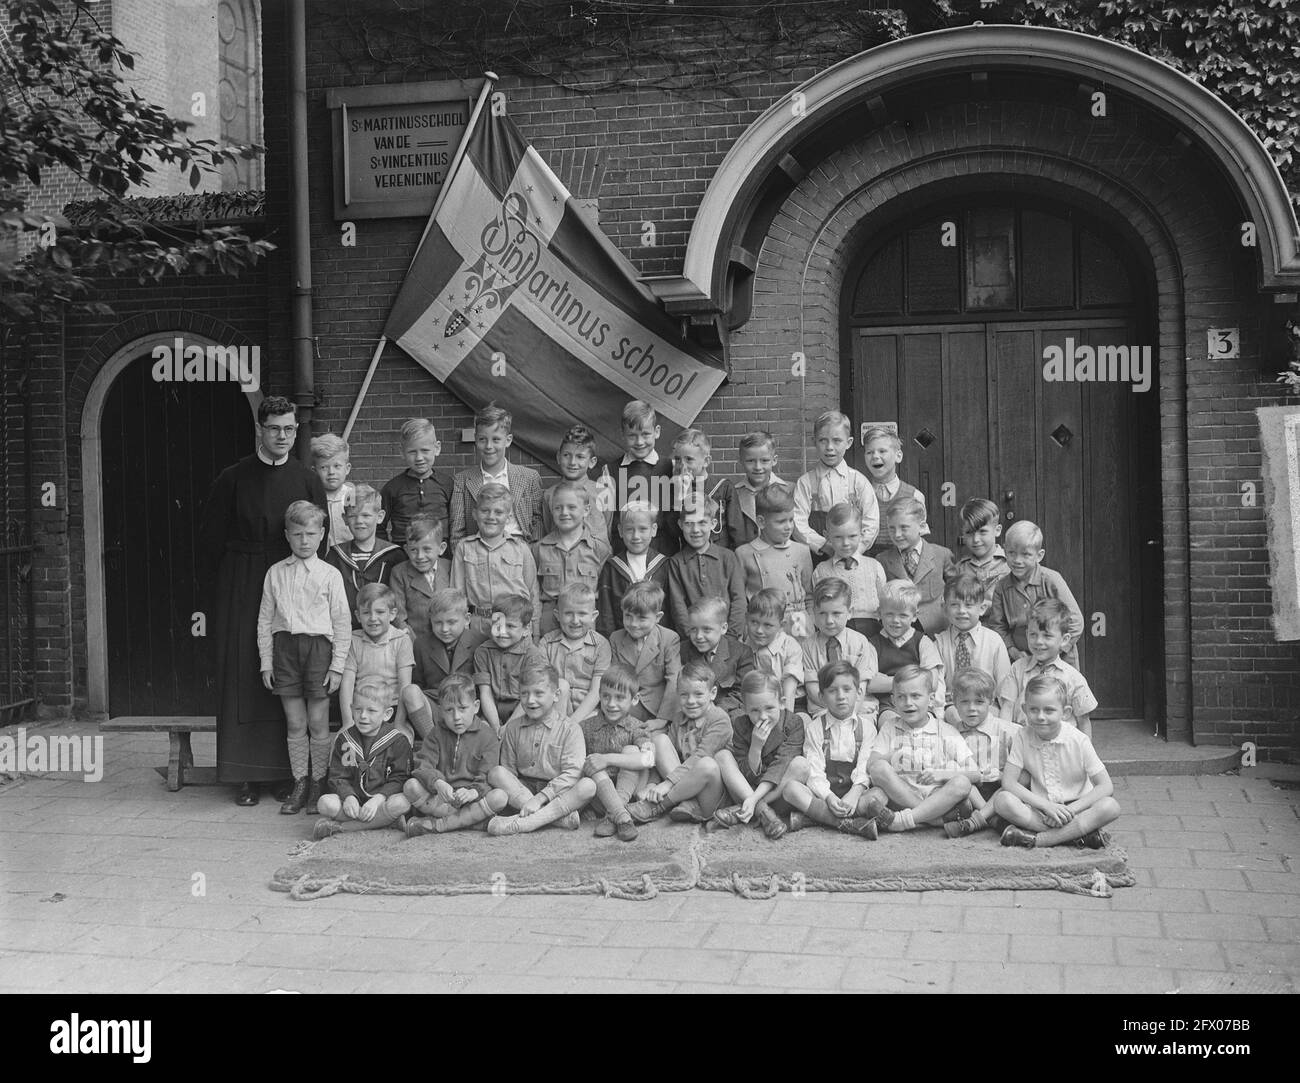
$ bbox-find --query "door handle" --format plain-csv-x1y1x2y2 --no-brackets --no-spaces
1003,490,1015,521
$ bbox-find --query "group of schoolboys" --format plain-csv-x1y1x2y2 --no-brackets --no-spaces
255,398,1119,850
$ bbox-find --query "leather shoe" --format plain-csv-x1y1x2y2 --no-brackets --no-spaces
235,782,259,807
305,777,324,814
280,777,309,815
272,780,293,802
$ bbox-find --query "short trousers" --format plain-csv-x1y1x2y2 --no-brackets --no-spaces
976,781,1001,802
272,631,333,699
520,775,549,797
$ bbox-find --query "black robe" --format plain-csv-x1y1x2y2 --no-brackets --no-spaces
198,454,327,783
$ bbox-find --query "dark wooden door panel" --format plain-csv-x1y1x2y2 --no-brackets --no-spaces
855,317,1146,720
103,355,251,715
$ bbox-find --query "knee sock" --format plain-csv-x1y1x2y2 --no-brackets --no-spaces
615,767,642,803
337,804,400,832
515,785,589,833
592,769,631,821
500,775,538,812
286,733,309,780
309,737,331,780
886,807,916,832
435,797,495,832
407,699,434,740
803,797,840,827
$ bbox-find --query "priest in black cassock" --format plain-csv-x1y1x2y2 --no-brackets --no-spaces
198,395,328,806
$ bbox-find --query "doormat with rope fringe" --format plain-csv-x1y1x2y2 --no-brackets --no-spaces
270,819,1133,901
695,822,1134,898
270,818,701,901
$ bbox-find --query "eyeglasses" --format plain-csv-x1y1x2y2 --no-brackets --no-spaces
261,424,298,437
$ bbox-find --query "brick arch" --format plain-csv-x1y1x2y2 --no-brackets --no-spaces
70,308,260,418
721,96,1257,740
681,24,1300,307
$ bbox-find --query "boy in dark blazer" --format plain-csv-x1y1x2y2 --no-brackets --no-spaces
448,403,544,547
877,499,956,635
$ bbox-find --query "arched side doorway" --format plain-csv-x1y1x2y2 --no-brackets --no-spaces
840,196,1163,725
83,333,261,716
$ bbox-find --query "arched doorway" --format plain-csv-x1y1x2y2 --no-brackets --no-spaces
83,333,261,716
841,196,1163,725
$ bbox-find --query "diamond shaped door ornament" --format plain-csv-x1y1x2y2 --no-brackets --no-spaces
1050,424,1073,448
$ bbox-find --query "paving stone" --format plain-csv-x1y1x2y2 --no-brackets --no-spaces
1115,936,1227,970
508,917,619,947
1011,933,1112,964
1143,830,1233,851
633,947,748,983
840,958,952,992
1192,849,1290,871
599,919,712,949
1204,889,1300,916
766,897,869,929
1159,912,1265,941
533,945,645,978
1241,870,1299,892
735,950,847,989
1063,963,1178,994
861,903,965,931
1064,910,1160,938
801,927,909,958
910,931,1007,962
702,921,812,953
954,960,1061,993
1149,867,1249,891
963,907,1062,935
1109,887,1208,913
1221,940,1300,972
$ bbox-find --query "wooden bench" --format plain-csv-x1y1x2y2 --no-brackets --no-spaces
101,717,218,791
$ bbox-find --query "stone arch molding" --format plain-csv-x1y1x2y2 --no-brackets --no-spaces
666,24,1300,314
82,331,263,716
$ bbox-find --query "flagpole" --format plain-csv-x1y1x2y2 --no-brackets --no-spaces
342,72,500,442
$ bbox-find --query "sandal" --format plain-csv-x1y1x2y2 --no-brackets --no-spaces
711,806,744,829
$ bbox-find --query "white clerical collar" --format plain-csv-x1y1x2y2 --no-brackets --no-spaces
257,447,289,466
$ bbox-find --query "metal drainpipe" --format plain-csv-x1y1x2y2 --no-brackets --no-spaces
288,0,314,458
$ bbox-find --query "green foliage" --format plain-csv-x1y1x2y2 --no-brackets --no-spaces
1010,0,1300,201
0,0,272,327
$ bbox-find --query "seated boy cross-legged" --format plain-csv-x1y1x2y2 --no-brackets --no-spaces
628,661,732,825
984,675,1121,849
783,660,888,840
403,674,508,836
314,677,413,838
579,664,656,842
942,667,1018,839
711,671,807,840
486,662,596,835
867,665,978,832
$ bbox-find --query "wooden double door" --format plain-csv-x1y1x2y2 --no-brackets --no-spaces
101,354,253,715
852,320,1162,722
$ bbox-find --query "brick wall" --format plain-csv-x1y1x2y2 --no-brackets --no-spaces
47,5,1300,755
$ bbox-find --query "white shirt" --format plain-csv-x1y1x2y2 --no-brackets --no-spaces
256,555,352,673
803,707,878,797
953,713,1018,783
998,656,1098,726
481,465,510,488
1007,723,1105,804
746,630,803,685
793,460,880,553
624,551,647,579
934,624,1009,700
